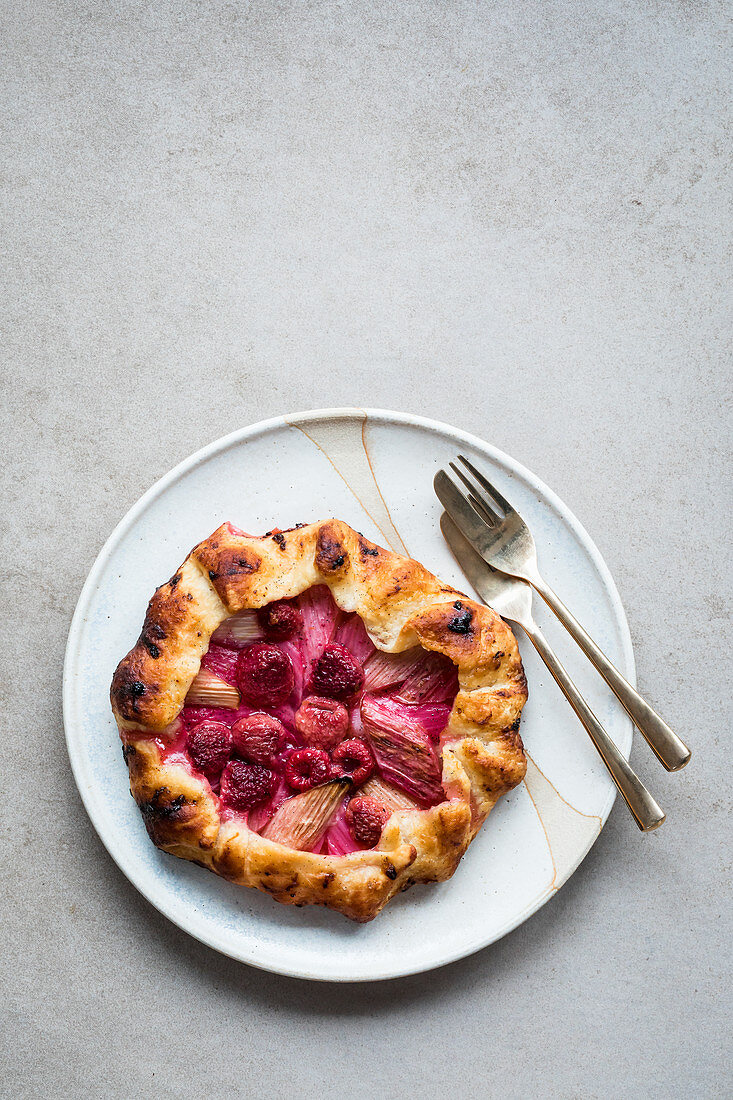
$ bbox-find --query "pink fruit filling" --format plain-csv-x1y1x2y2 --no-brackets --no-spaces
167,584,459,854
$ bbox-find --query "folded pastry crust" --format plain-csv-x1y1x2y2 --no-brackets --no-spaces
111,520,528,922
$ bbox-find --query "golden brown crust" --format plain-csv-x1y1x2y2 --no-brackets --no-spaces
111,520,528,921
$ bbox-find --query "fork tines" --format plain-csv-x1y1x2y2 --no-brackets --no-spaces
447,456,507,528
456,455,512,514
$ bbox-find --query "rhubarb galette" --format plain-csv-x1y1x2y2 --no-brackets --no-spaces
111,520,528,922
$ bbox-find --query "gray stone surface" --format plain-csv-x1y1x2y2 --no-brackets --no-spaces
2,1,730,1097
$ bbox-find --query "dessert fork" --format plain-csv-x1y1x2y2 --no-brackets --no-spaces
434,457,691,772
440,513,665,831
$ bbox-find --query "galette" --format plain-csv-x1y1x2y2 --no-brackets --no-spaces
111,519,528,922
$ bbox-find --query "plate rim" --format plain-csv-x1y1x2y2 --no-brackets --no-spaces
63,406,635,981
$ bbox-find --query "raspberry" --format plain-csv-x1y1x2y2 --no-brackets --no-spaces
307,643,365,701
285,747,331,791
237,643,295,706
185,721,231,780
294,695,349,750
220,760,275,811
231,713,287,765
258,600,303,641
346,796,390,847
332,739,375,786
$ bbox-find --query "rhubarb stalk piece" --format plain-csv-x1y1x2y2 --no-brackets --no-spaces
360,775,419,810
185,668,241,709
261,778,351,851
360,694,445,804
210,610,262,647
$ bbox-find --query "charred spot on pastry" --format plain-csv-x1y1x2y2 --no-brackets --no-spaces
111,664,147,717
138,788,198,845
271,532,287,550
197,543,262,584
112,666,155,719
121,744,137,764
448,602,473,634
223,549,261,574
139,788,187,822
316,528,349,573
501,717,524,751
141,635,160,659
223,556,260,576
322,873,335,889
358,537,379,557
170,573,181,589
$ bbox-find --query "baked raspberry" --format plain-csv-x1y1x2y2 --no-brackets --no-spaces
307,643,364,701
220,760,275,811
332,739,375,786
237,643,295,706
185,720,231,780
295,695,349,750
231,713,287,765
258,600,303,641
285,747,331,791
346,796,390,847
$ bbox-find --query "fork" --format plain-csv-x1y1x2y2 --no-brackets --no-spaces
435,456,691,772
440,513,665,830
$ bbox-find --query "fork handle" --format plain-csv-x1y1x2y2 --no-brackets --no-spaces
529,574,691,772
522,619,665,831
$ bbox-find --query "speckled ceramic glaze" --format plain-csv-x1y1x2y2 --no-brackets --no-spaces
63,408,634,981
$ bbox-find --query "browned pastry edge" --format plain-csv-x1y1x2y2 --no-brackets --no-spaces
111,519,528,922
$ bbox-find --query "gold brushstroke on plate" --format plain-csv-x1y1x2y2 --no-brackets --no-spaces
286,409,600,896
523,753,602,891
360,418,409,555
285,410,408,554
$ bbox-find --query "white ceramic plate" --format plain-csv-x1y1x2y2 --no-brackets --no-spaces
63,408,634,982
